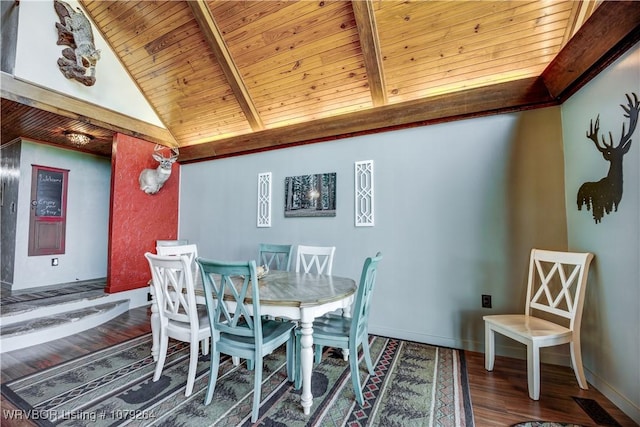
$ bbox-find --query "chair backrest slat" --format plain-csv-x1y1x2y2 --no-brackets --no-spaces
295,245,336,274
525,249,594,328
258,243,293,271
157,244,199,278
145,253,199,329
197,258,262,343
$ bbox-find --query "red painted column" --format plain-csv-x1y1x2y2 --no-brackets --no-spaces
107,134,179,293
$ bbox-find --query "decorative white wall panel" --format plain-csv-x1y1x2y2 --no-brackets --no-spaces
355,160,374,226
257,172,272,227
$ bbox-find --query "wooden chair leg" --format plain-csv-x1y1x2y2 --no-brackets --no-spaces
570,340,588,390
185,341,199,396
527,344,541,400
153,334,169,382
251,360,262,423
350,349,364,405
204,351,220,405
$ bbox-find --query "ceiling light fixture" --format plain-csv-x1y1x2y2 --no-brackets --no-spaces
64,131,93,146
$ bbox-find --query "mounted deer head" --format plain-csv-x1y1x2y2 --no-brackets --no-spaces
577,92,639,223
139,144,179,194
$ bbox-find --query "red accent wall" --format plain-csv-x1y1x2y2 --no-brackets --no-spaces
107,134,179,293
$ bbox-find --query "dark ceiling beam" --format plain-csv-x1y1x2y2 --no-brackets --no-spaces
352,0,387,107
179,77,555,163
188,0,264,131
541,0,640,101
0,72,176,146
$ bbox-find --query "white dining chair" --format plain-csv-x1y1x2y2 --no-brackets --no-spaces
295,245,336,274
145,252,211,397
156,243,199,278
484,249,594,400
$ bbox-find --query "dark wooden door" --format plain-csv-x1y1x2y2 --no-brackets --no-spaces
28,165,68,256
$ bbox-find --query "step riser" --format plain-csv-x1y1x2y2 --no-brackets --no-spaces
0,301,130,353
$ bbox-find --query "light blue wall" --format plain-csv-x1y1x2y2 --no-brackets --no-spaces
13,141,111,289
562,43,640,422
179,107,568,351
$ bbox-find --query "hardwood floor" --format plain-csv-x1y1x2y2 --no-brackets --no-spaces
1,306,636,426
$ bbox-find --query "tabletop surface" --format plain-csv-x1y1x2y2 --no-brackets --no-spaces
194,270,356,308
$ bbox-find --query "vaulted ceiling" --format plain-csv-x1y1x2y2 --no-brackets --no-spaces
2,1,639,163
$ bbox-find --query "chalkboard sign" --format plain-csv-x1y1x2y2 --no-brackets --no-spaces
35,169,64,217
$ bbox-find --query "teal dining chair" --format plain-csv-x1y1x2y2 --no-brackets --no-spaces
258,243,293,271
196,257,296,423
294,252,383,405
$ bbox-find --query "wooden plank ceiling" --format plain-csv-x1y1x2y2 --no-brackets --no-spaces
3,1,639,162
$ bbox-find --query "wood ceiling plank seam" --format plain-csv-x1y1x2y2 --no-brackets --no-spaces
376,1,570,48
390,57,553,102
250,64,368,99
126,37,216,75
250,70,369,106
219,1,346,45
385,31,565,79
260,97,374,125
234,17,358,68
96,2,185,47
230,14,360,70
374,2,521,44
388,33,564,83
258,92,373,121
151,81,237,103
185,119,251,134
239,32,363,80
243,46,365,88
150,87,237,111
189,0,264,131
134,53,225,86
81,0,142,29
252,81,369,111
241,50,362,86
207,0,295,36
143,22,207,57
383,29,567,78
251,70,369,103
99,2,191,47
378,4,572,53
224,4,355,58
99,3,168,41
397,53,554,89
380,13,571,65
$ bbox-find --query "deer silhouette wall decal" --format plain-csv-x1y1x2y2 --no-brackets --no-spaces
577,93,639,223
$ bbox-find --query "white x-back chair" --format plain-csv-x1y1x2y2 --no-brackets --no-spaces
484,249,594,400
295,245,336,275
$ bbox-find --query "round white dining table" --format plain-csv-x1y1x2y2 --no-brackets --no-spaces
149,270,357,415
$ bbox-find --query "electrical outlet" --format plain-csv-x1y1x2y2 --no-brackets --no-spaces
481,294,492,308
51,258,59,266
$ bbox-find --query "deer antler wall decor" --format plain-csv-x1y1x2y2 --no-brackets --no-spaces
577,92,639,223
139,145,179,195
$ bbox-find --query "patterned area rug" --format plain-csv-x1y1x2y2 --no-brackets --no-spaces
2,334,474,426
512,423,586,427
